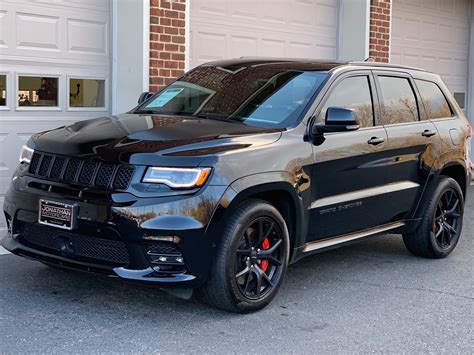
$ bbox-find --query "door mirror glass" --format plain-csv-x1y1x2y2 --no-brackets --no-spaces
312,107,360,135
138,91,154,104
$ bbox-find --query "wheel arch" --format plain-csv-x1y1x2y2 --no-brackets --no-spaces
438,161,469,199
208,172,308,262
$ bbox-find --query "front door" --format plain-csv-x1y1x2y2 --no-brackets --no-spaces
307,72,393,241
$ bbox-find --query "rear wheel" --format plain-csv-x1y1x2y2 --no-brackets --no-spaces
403,176,464,258
199,199,289,313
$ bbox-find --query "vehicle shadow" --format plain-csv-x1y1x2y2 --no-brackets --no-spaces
3,233,416,319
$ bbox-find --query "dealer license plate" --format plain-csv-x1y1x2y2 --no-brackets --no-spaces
38,199,78,230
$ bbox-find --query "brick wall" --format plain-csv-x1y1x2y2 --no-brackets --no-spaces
369,0,391,63
149,0,186,92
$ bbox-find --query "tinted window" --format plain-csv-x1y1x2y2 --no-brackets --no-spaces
378,76,418,125
141,67,328,128
317,76,374,128
415,80,453,119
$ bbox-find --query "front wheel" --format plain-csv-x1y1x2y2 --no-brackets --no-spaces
199,199,290,313
403,176,464,258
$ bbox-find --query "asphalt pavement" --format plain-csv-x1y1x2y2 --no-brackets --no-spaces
1,187,473,353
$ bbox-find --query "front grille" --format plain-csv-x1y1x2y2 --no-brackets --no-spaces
78,160,98,185
50,157,66,179
29,152,134,191
20,223,130,266
38,155,53,176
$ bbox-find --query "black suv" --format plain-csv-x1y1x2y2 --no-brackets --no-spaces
3,59,472,312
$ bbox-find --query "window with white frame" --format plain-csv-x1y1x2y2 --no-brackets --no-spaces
0,75,6,106
18,76,58,107
69,78,105,108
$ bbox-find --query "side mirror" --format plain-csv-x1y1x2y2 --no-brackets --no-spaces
138,91,154,105
311,107,360,135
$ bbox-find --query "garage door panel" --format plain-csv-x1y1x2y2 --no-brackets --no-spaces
0,0,110,230
16,12,60,51
67,19,108,56
230,35,257,58
0,1,110,67
391,0,469,96
190,0,338,69
259,37,286,57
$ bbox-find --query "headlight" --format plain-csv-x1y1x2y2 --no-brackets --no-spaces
19,145,34,164
142,167,211,188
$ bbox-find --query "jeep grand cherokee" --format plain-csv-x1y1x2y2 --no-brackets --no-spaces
3,58,472,312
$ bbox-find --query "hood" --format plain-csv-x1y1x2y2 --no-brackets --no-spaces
30,113,283,165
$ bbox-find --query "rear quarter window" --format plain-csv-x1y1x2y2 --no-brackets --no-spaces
415,79,453,119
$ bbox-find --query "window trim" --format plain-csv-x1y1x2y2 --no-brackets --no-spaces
0,72,10,111
372,71,422,127
15,73,62,112
66,75,109,112
413,78,455,121
310,70,378,130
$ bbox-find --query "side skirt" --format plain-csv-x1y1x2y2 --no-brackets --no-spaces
290,221,407,263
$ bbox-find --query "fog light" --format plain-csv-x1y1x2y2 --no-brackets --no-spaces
147,243,185,266
149,254,185,266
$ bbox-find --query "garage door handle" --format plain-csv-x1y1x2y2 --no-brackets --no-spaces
368,137,385,145
422,129,437,137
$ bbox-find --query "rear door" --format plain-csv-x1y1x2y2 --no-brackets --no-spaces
373,72,441,221
307,71,392,241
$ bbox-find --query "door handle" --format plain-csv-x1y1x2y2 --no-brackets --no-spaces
422,129,437,137
368,137,385,145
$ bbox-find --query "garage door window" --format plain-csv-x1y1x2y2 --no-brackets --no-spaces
69,78,105,108
18,76,58,107
415,80,453,119
0,75,6,106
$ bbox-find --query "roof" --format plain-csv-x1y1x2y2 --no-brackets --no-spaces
201,57,426,73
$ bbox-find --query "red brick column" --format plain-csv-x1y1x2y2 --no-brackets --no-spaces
149,0,186,92
369,0,391,63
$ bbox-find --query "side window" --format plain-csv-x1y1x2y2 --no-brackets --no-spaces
415,80,453,119
317,76,374,128
378,76,419,125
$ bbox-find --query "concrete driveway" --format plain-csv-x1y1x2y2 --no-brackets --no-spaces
1,187,472,353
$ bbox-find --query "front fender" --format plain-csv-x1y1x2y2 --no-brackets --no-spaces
207,171,310,262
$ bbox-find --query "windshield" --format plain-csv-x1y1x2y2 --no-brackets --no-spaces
139,66,328,128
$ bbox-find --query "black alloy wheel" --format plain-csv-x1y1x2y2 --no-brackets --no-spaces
234,217,285,300
199,199,289,313
432,188,462,249
403,176,464,259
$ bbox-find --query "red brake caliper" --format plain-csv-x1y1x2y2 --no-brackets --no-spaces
261,238,270,272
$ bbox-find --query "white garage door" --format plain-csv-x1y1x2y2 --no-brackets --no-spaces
0,0,111,230
190,0,339,69
391,0,470,109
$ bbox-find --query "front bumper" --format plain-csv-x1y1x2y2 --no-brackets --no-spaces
3,173,228,288
2,233,196,284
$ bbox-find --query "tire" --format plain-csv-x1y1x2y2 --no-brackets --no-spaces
198,199,290,313
403,176,464,259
